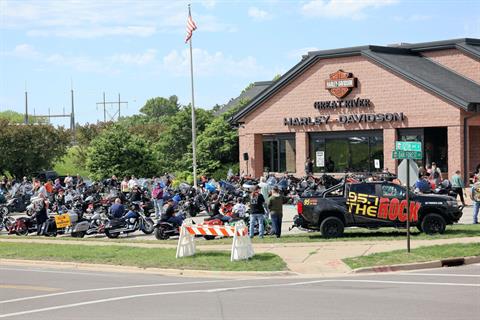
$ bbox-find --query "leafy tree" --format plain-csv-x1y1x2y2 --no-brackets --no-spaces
195,98,250,176
73,122,112,170
139,96,180,118
0,121,70,177
118,114,167,143
86,124,156,180
0,110,48,124
197,115,238,174
154,106,213,173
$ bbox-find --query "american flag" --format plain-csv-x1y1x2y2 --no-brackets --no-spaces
185,13,197,43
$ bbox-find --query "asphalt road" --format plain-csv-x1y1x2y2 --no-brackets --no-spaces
0,263,479,320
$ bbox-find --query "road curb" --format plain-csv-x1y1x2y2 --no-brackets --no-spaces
352,255,480,273
0,258,299,278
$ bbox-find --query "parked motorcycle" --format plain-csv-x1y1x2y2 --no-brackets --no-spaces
104,204,155,238
9,216,39,236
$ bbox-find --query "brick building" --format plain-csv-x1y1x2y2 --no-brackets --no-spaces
230,38,480,183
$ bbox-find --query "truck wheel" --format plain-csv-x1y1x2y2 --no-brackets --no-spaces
320,216,344,238
421,213,446,235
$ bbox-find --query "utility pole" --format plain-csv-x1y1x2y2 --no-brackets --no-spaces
103,92,106,122
71,88,76,143
24,91,28,124
96,92,127,122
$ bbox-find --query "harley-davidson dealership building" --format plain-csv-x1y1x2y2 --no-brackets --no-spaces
231,38,480,182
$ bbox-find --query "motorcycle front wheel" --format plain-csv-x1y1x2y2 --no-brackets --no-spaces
141,218,155,234
25,208,35,217
0,206,9,216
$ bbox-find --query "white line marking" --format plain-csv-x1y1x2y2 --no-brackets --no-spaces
0,279,246,305
398,273,480,278
1,279,479,318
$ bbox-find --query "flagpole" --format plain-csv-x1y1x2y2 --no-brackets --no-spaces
188,4,198,188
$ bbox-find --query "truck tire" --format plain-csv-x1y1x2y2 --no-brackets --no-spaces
320,216,344,238
421,213,446,235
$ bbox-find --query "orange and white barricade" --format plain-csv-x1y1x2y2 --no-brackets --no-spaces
176,220,254,261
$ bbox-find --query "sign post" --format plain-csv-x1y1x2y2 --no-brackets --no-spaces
393,141,422,253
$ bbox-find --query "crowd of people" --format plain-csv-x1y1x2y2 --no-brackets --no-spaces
2,160,480,239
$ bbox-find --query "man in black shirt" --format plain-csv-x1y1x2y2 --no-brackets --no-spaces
161,199,183,226
249,185,265,238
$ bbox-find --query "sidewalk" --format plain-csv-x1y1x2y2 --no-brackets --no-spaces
2,236,479,276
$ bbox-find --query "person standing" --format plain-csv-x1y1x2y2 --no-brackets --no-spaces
305,157,314,176
249,185,265,238
451,170,466,206
258,176,270,215
267,186,283,238
152,182,164,219
471,175,480,224
430,162,442,180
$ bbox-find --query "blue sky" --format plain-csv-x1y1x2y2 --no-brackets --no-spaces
1,0,479,126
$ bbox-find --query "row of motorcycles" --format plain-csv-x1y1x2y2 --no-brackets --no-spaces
0,172,403,240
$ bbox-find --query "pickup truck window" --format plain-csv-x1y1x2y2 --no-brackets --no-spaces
325,185,344,197
350,183,375,195
381,184,406,198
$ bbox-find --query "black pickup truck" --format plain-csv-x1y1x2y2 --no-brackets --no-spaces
293,181,463,238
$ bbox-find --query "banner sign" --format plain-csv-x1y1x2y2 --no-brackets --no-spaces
54,214,71,228
346,191,420,223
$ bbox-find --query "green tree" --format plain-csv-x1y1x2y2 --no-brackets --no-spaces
197,114,238,175
154,106,213,173
139,96,180,118
0,110,48,124
0,121,70,177
86,125,156,180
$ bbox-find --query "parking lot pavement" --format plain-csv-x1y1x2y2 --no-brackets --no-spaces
0,263,478,320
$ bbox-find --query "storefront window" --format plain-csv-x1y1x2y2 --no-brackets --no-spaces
309,131,383,173
263,135,296,173
398,127,447,172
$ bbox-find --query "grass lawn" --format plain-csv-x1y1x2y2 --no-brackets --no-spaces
0,242,287,272
343,242,480,269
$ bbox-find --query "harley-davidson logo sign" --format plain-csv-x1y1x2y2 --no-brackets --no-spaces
325,70,357,99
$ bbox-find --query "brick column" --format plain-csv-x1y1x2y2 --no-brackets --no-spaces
295,132,308,176
383,129,397,174
448,125,464,179
239,133,263,178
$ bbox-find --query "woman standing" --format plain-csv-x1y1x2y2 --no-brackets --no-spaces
451,170,466,206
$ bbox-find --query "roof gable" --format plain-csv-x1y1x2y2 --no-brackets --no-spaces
231,38,480,123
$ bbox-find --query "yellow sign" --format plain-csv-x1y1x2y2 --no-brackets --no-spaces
54,214,71,228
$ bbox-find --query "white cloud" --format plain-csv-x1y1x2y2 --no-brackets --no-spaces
110,49,157,66
4,43,158,74
27,26,156,38
287,47,320,59
301,0,398,20
1,0,234,38
8,44,40,58
200,0,216,9
163,48,266,77
248,7,272,21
